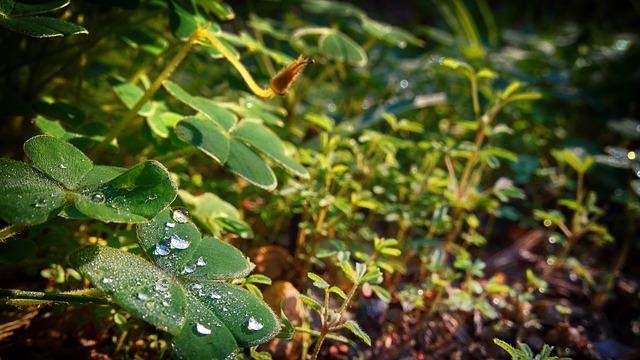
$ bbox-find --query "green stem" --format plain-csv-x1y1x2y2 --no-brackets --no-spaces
90,31,200,159
0,288,110,305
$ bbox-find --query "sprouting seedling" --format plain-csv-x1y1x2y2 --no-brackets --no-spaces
196,27,313,99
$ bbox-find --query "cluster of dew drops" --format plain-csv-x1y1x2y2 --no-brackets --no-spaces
149,208,265,336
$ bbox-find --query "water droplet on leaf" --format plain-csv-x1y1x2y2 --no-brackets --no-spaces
155,278,170,292
148,194,157,200
196,323,212,335
210,292,221,299
138,293,150,301
196,256,206,266
102,278,113,284
33,198,47,208
165,221,176,228
247,317,264,331
170,234,189,249
155,242,170,256
172,208,189,223
58,163,67,169
91,192,106,204
183,264,196,274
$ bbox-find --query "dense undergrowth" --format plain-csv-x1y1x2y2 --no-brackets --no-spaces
1,1,639,359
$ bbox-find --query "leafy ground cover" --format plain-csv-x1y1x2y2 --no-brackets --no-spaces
1,1,639,359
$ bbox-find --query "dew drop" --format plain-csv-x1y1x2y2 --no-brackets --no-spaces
155,242,170,256
58,163,67,169
165,221,176,228
191,283,203,291
247,317,264,331
183,264,196,274
102,278,113,284
91,192,106,204
147,194,158,200
33,198,47,208
196,256,206,266
162,301,170,307
170,234,190,249
155,278,170,292
210,292,221,299
138,293,150,301
196,323,212,335
172,208,189,223
400,79,409,89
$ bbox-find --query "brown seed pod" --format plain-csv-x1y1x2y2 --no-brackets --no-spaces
269,55,315,96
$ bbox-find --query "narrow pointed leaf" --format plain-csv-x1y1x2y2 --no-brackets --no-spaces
344,320,371,345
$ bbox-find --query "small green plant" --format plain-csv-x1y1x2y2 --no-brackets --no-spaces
0,135,177,229
494,338,571,360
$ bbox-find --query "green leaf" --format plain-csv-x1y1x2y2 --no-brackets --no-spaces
299,294,322,313
276,303,295,340
493,338,517,357
551,148,594,174
163,80,237,131
69,245,187,335
440,57,474,78
307,272,330,289
137,209,253,280
225,139,277,191
360,17,424,48
171,293,239,360
380,247,401,257
232,119,309,178
74,161,177,223
343,320,371,345
199,0,234,20
178,190,253,238
147,110,183,139
0,159,66,225
370,285,391,303
24,135,92,189
0,0,15,16
340,261,356,283
76,165,126,188
168,0,197,40
10,0,68,16
112,82,154,116
176,117,230,164
319,32,367,66
184,281,280,347
502,81,522,100
33,116,78,140
328,286,347,299
0,16,87,38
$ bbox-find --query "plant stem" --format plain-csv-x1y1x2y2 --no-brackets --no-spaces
90,30,201,158
0,288,110,305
